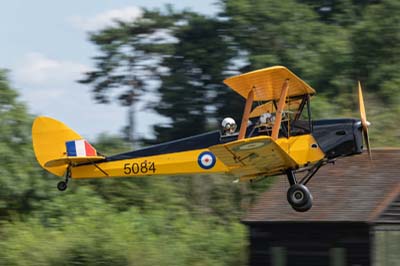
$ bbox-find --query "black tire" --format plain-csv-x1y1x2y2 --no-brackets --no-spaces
291,195,313,212
287,184,313,211
57,181,68,191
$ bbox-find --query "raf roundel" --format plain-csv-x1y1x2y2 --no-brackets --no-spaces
198,151,216,169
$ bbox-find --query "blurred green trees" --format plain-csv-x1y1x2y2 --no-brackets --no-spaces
0,188,247,266
1,0,400,265
0,70,57,219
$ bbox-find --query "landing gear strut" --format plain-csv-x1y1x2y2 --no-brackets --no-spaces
286,170,313,212
57,165,71,191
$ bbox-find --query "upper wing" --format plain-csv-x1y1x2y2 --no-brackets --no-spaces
223,66,315,101
209,136,297,179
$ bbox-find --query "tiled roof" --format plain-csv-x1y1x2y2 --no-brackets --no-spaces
243,149,400,223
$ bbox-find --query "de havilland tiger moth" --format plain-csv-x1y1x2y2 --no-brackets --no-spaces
32,66,371,212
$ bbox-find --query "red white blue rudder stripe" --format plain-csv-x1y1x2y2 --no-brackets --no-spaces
66,139,97,157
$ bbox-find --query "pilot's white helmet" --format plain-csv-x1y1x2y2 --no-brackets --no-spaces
260,113,272,124
221,117,237,134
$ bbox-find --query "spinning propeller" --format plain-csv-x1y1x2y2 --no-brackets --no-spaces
358,81,372,159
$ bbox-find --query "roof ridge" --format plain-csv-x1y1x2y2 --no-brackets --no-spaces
368,182,400,222
370,148,400,150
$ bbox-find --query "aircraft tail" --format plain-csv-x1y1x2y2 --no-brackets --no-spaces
32,116,103,177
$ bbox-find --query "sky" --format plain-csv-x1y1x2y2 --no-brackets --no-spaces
0,0,218,141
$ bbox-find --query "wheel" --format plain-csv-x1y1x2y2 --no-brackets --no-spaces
57,181,68,191
291,196,313,212
287,184,313,212
287,184,310,207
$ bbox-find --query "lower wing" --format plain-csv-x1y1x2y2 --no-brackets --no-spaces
209,136,298,180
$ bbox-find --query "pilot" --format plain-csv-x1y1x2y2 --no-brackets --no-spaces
221,117,237,135
259,112,275,124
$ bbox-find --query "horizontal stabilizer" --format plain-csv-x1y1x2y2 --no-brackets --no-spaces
44,156,105,168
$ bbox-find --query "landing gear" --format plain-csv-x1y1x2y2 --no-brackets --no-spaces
57,165,71,191
286,170,313,212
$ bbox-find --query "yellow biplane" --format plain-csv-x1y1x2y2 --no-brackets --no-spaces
32,66,371,212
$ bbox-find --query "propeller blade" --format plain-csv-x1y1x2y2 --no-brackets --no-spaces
363,126,372,160
358,81,372,159
358,81,368,129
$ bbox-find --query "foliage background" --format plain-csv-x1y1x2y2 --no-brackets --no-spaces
1,0,399,265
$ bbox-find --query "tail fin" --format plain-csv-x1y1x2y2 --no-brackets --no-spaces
32,116,104,177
